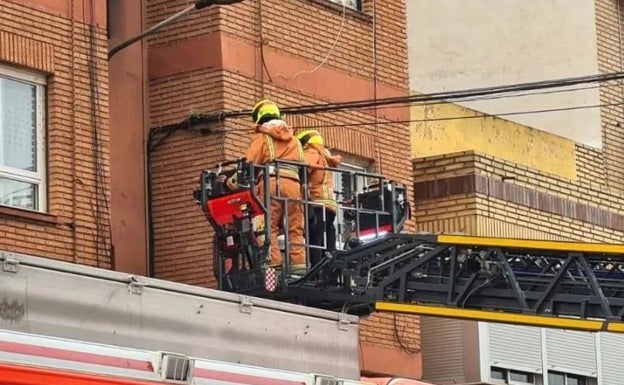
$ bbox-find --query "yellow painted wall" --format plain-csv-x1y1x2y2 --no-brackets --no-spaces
410,102,578,180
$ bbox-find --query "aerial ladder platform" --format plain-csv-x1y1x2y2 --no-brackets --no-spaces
194,159,624,333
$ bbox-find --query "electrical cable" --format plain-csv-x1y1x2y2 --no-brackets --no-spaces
108,0,245,60
288,101,624,130
372,0,382,174
70,0,77,264
279,72,624,115
181,79,623,125
196,101,624,133
208,81,623,129
85,0,112,268
151,100,622,142
174,71,624,127
393,313,420,354
353,80,623,114
145,125,248,277
273,0,347,81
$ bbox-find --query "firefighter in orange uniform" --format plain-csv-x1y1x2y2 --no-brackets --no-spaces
232,99,306,274
297,130,342,266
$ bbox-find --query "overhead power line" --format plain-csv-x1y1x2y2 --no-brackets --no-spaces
360,81,622,113
289,101,624,130
194,101,622,133
279,72,624,115
167,71,624,129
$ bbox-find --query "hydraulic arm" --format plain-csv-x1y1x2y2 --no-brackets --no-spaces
194,159,624,332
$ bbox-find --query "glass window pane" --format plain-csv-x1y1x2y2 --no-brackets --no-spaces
0,177,37,210
491,367,506,380
548,372,565,385
334,164,366,247
510,370,533,383
328,0,359,9
567,376,585,385
0,76,37,172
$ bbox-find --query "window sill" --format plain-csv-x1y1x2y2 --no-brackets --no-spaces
301,0,373,23
0,205,59,226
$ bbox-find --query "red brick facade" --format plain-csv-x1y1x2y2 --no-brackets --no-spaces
147,0,420,377
0,0,111,268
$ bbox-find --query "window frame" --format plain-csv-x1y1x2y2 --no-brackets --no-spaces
548,371,588,385
332,156,371,249
0,64,47,213
327,0,362,11
490,366,536,385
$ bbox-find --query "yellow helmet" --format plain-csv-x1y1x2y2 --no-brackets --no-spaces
297,129,324,146
252,99,281,124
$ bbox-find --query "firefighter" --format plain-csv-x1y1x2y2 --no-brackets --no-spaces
297,129,342,266
229,99,306,274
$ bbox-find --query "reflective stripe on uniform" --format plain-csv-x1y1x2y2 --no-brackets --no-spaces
314,198,338,213
259,134,301,182
310,149,337,211
319,150,333,202
257,169,300,181
264,134,276,161
296,140,304,162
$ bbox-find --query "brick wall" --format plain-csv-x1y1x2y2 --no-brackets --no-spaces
595,0,624,191
576,143,606,187
149,68,225,285
413,150,624,243
0,1,111,267
359,312,421,351
147,0,420,376
211,0,408,89
147,0,220,46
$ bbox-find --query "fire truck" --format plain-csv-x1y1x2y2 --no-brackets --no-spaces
0,249,362,384
0,328,369,385
194,158,624,333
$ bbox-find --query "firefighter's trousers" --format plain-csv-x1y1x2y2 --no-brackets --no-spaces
308,206,337,266
257,177,305,267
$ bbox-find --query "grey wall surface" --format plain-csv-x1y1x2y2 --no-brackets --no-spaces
406,0,602,148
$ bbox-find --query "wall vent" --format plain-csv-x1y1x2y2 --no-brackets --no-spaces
304,374,344,385
157,352,194,383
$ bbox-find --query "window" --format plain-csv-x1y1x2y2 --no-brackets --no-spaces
328,0,362,11
333,160,370,248
490,367,535,385
548,371,587,385
0,65,46,212
491,367,506,381
510,371,534,384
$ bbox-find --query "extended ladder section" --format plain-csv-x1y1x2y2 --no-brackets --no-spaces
195,159,624,332
287,233,624,332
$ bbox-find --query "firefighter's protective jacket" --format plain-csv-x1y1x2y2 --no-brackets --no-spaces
245,119,304,180
303,143,342,213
